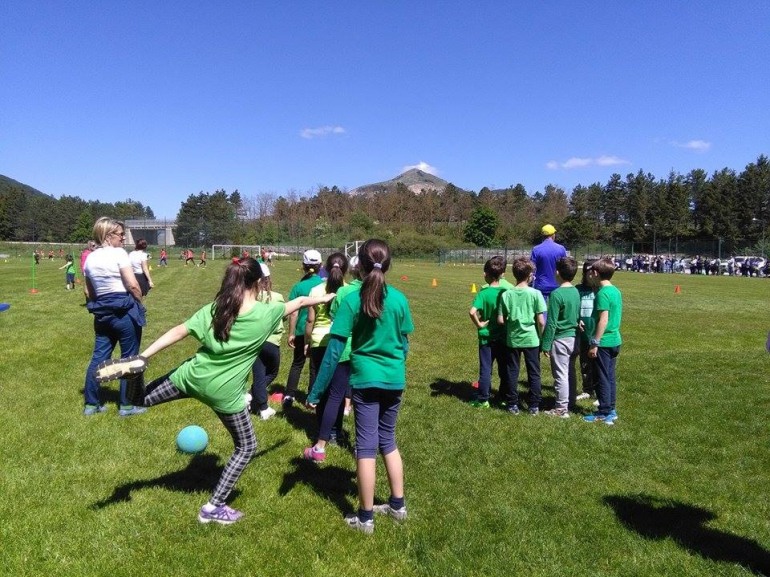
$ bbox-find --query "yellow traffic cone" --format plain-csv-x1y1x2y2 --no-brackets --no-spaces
471,283,477,293
432,278,438,288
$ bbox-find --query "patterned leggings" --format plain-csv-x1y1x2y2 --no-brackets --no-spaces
142,374,258,506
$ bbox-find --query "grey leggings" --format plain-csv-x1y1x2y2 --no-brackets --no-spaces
142,375,258,506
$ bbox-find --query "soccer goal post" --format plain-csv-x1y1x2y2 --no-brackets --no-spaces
211,244,262,260
344,241,365,260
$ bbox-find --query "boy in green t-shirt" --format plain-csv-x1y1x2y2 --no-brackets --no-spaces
497,257,547,415
575,260,597,400
541,257,580,418
583,257,623,425
468,255,509,408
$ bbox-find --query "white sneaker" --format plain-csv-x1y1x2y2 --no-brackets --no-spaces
576,392,590,401
593,399,600,407
259,407,276,421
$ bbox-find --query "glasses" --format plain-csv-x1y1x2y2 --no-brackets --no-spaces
111,231,126,238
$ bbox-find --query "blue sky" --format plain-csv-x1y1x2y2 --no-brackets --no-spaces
3,1,769,219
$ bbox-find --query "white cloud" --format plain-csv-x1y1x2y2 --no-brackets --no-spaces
672,139,711,152
402,161,439,175
546,155,630,170
300,125,346,139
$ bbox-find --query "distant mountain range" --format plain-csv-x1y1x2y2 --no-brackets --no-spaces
351,168,463,195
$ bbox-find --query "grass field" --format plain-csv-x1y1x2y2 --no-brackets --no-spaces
1,254,769,577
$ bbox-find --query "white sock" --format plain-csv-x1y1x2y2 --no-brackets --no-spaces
201,502,217,512
313,446,326,453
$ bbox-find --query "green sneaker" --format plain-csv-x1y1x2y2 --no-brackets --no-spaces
469,400,490,409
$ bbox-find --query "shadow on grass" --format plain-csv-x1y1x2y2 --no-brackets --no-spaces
429,378,476,402
91,440,287,509
281,403,317,441
278,456,357,516
604,494,770,576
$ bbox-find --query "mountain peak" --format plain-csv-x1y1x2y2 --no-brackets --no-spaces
351,169,453,196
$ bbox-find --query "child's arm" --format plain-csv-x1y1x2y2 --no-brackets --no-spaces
284,293,335,318
588,310,609,358
536,312,546,338
287,310,298,348
469,306,488,329
304,305,316,356
140,324,189,359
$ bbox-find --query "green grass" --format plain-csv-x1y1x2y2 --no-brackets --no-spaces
1,255,769,576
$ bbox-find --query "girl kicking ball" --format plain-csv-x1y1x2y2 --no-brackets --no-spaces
97,257,334,524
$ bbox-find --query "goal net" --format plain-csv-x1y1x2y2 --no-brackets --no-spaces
211,244,262,260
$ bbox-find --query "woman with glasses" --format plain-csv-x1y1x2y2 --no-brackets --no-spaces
82,217,147,417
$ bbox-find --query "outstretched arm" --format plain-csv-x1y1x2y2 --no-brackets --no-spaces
141,324,189,359
283,293,335,318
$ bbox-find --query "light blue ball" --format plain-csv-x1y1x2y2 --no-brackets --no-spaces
176,425,208,454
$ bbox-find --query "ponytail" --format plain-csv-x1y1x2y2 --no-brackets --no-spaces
324,252,348,314
357,239,391,319
211,257,263,341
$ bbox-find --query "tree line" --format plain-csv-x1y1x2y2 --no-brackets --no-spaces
2,154,767,257
0,177,154,243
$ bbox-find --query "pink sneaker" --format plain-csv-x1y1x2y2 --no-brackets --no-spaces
302,446,326,462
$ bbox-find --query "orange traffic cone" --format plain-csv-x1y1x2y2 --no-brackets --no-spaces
674,285,681,294
471,283,477,293
432,278,438,288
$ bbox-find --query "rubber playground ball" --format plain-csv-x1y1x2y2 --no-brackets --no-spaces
176,425,209,454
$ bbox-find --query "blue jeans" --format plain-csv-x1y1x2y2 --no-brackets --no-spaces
505,346,541,409
477,341,508,401
595,346,620,415
84,314,142,406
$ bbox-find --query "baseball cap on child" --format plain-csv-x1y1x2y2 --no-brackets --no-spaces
259,263,270,277
302,249,322,265
541,224,557,236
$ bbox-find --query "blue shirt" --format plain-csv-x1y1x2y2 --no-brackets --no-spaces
530,238,567,297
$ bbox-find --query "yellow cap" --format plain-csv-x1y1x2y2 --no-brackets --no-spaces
541,224,556,236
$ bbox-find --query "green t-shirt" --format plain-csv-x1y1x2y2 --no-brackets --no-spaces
498,286,547,348
471,285,507,345
288,274,323,336
260,291,285,347
308,282,346,347
170,300,285,413
576,282,595,344
481,277,514,290
330,279,362,362
329,285,414,389
541,285,580,352
593,284,622,347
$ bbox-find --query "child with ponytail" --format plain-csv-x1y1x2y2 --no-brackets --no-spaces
96,257,334,524
308,240,414,533
301,252,348,459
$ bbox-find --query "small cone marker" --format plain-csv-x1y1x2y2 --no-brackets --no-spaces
471,283,477,294
432,278,438,288
674,285,681,294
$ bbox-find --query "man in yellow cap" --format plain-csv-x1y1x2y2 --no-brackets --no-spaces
531,224,567,300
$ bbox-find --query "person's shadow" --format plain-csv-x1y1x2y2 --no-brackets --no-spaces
429,378,476,402
604,494,770,575
91,440,287,509
278,457,357,516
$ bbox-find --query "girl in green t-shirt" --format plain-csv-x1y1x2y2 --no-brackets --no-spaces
303,252,349,457
96,257,333,525
308,239,414,534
